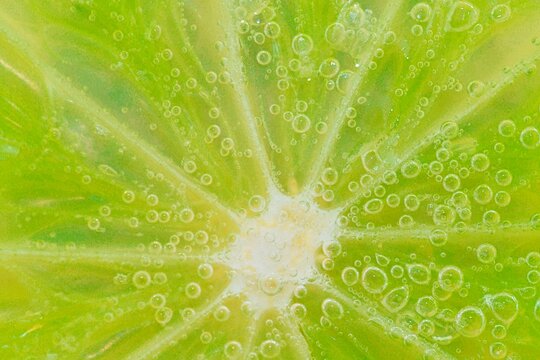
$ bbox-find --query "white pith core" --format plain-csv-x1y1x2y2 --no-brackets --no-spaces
225,192,339,313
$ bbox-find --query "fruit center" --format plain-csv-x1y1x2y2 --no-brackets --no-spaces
225,193,338,313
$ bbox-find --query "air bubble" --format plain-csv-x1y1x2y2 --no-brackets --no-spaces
455,306,486,337
322,298,344,319
416,296,438,317
476,244,497,263
256,51,272,66
361,266,388,294
446,1,479,32
292,114,311,133
260,339,280,358
185,282,202,299
133,270,151,289
224,341,243,359
470,153,490,172
438,266,463,292
341,266,359,286
410,3,432,23
382,286,409,313
319,58,340,78
520,126,540,149
491,4,511,23
486,292,518,324
407,263,431,284
292,33,313,55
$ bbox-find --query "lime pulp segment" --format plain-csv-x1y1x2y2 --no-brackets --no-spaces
1,0,540,359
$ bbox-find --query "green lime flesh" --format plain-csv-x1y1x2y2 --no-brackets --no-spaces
1,0,540,359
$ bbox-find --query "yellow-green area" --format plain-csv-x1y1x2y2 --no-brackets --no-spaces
1,0,540,359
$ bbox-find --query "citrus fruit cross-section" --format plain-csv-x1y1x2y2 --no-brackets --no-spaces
1,0,540,359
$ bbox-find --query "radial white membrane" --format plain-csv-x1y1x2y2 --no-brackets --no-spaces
224,191,339,313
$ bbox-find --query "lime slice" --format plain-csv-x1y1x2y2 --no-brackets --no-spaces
1,0,540,359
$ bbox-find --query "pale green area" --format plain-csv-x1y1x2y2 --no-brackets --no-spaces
1,0,540,359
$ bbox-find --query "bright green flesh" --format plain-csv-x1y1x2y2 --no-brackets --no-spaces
1,0,540,359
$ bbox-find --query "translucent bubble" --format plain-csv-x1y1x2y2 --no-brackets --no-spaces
155,307,173,325
321,167,339,185
473,184,493,205
382,286,409,313
256,50,272,65
486,292,518,324
390,265,404,278
443,174,461,192
404,194,420,211
429,229,448,247
470,153,490,172
292,114,311,133
534,299,540,321
432,205,456,226
498,119,516,137
185,282,202,299
520,126,540,149
455,306,486,337
200,173,213,185
364,198,384,214
341,2,365,29
336,70,355,94
341,266,359,286
322,298,344,319
527,269,540,284
526,252,540,267
295,100,309,113
362,150,384,174
87,217,100,230
416,296,438,317
214,305,231,322
292,33,313,55
491,4,511,23
122,190,135,203
290,303,307,319
438,266,463,292
491,324,507,339
483,210,500,225
319,58,340,78
150,293,166,308
112,29,124,41
410,3,432,23
446,1,479,32
264,21,281,39
476,243,497,263
294,285,308,298
224,341,243,359
207,124,221,138
489,342,507,359
259,275,282,295
407,263,431,284
386,193,400,208
200,331,213,344
495,169,512,187
323,241,342,258
249,195,266,213
179,208,195,223
260,339,280,358
361,266,388,294
451,191,469,208
467,80,485,97
325,22,346,45
184,160,197,173
401,160,421,178
146,194,159,206
133,270,151,289
411,24,423,36
429,161,444,175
